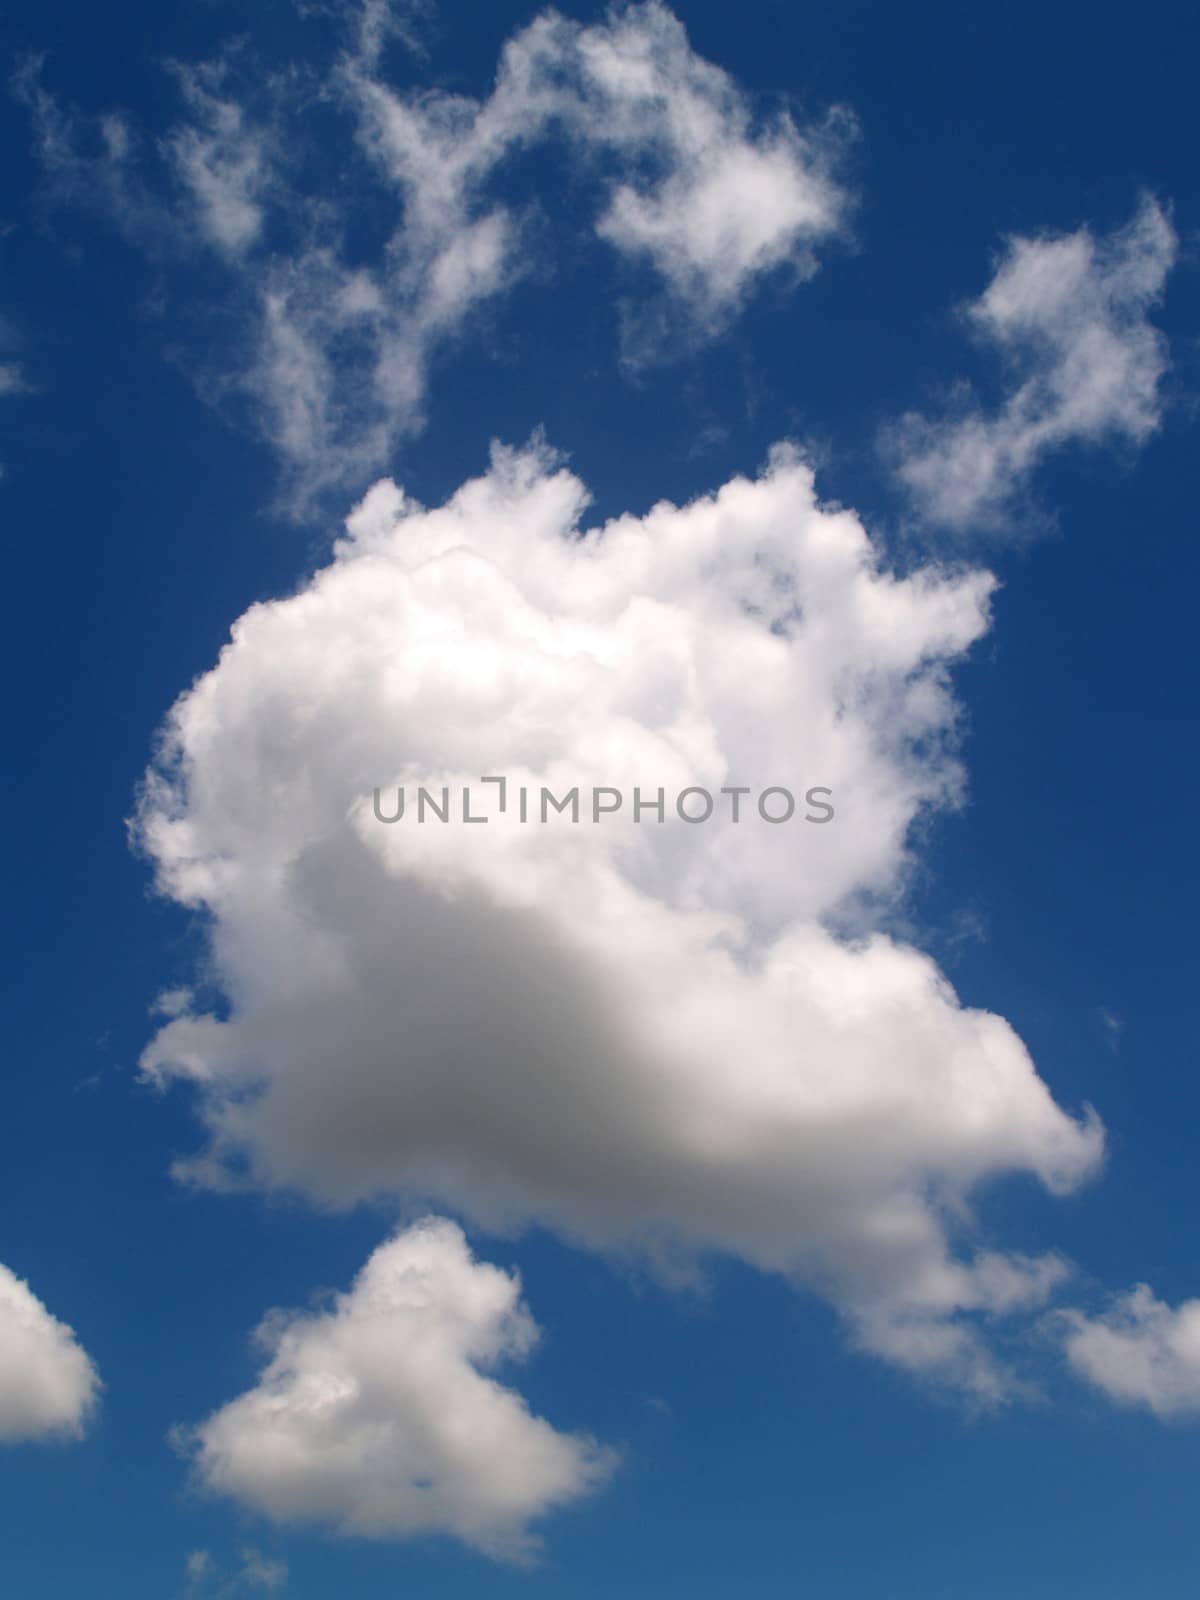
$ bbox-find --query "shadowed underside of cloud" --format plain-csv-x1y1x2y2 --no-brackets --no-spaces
0,1261,99,1443
137,438,1103,1403
181,1218,614,1562
889,197,1176,532
15,1,853,511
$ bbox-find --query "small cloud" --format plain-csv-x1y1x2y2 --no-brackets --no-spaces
164,58,276,260
177,1218,615,1562
238,1549,288,1592
151,987,194,1020
1100,1008,1123,1051
185,1549,213,1586
1061,1285,1200,1418
184,1544,287,1595
887,197,1177,534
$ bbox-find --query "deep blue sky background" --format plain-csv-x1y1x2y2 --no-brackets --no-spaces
1,1,1198,1594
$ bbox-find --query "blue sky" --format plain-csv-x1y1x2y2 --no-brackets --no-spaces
1,1,1199,1595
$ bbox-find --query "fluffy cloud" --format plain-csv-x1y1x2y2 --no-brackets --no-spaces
344,0,851,320
891,198,1176,531
17,2,851,508
181,1218,613,1560
0,1261,100,1442
576,5,851,314
137,439,1102,1398
1061,1286,1200,1418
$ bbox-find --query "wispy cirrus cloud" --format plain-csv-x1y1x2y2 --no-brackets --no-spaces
164,58,277,261
184,1544,287,1596
13,54,175,253
15,1,854,513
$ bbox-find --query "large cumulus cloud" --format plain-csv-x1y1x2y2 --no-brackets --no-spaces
137,440,1102,1397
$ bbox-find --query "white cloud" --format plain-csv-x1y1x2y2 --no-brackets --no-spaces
891,198,1176,531
344,0,851,315
0,1261,100,1442
1062,1285,1200,1418
350,0,436,64
572,2,852,316
15,49,271,262
165,61,274,259
17,3,852,509
137,439,1101,1399
181,1218,613,1560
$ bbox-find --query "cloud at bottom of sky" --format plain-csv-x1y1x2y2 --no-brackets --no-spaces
180,1217,614,1561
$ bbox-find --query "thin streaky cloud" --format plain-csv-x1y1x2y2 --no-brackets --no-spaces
14,1,854,513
